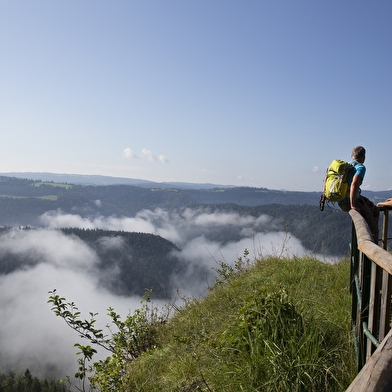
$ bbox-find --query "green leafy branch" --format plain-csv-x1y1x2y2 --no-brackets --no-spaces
48,289,166,392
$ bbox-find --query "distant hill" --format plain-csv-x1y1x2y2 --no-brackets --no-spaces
0,175,390,259
1,171,389,202
0,172,232,189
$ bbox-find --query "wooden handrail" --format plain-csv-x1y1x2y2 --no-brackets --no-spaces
346,328,392,392
346,209,392,391
349,210,392,275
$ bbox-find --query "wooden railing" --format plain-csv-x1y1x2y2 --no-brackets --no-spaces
346,206,392,391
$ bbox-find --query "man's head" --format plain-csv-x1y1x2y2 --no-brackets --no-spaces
352,146,366,163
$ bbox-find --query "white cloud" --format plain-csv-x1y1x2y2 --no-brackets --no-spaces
168,231,311,297
141,148,169,164
38,207,294,257
0,229,98,270
40,210,97,229
194,212,260,227
312,166,320,173
123,146,170,165
142,148,155,161
159,154,169,163
40,209,158,233
123,147,138,160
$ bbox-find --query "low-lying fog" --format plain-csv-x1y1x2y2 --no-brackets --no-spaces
0,207,333,381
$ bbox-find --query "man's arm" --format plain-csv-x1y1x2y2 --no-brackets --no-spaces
350,174,362,210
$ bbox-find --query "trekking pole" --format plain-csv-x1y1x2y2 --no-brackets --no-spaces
320,169,327,211
319,193,325,211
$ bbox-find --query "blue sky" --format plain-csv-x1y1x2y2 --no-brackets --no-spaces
0,1,391,191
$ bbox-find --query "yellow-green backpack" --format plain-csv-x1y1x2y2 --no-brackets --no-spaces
320,159,354,208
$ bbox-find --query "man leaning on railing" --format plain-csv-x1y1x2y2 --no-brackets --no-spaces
338,146,379,242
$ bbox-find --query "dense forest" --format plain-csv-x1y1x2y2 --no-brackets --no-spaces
0,175,390,227
0,369,66,392
0,176,321,227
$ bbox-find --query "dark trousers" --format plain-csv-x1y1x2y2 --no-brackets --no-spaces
339,196,380,243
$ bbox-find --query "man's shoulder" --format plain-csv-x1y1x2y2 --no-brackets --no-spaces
353,162,366,178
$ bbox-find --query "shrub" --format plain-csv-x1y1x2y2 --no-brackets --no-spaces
48,290,166,392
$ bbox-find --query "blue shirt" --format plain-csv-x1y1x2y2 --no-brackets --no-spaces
347,160,366,186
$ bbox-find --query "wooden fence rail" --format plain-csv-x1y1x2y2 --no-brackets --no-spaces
346,328,392,392
346,208,392,391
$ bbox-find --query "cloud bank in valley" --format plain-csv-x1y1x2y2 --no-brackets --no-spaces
0,229,149,381
38,207,321,295
0,207,319,380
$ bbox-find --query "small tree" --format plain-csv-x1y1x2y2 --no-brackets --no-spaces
48,289,167,392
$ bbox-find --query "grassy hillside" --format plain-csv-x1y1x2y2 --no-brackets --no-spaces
120,255,356,391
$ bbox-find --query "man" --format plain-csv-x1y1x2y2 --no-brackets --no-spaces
338,146,379,242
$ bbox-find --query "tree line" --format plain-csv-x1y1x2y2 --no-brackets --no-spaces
0,369,66,392
0,227,181,299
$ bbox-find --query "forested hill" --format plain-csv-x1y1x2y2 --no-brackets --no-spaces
0,227,181,298
0,175,318,217
0,175,390,227
0,175,390,265
63,228,181,297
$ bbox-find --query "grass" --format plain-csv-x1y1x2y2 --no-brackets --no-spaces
33,181,73,189
38,195,58,200
0,194,58,200
122,255,356,391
